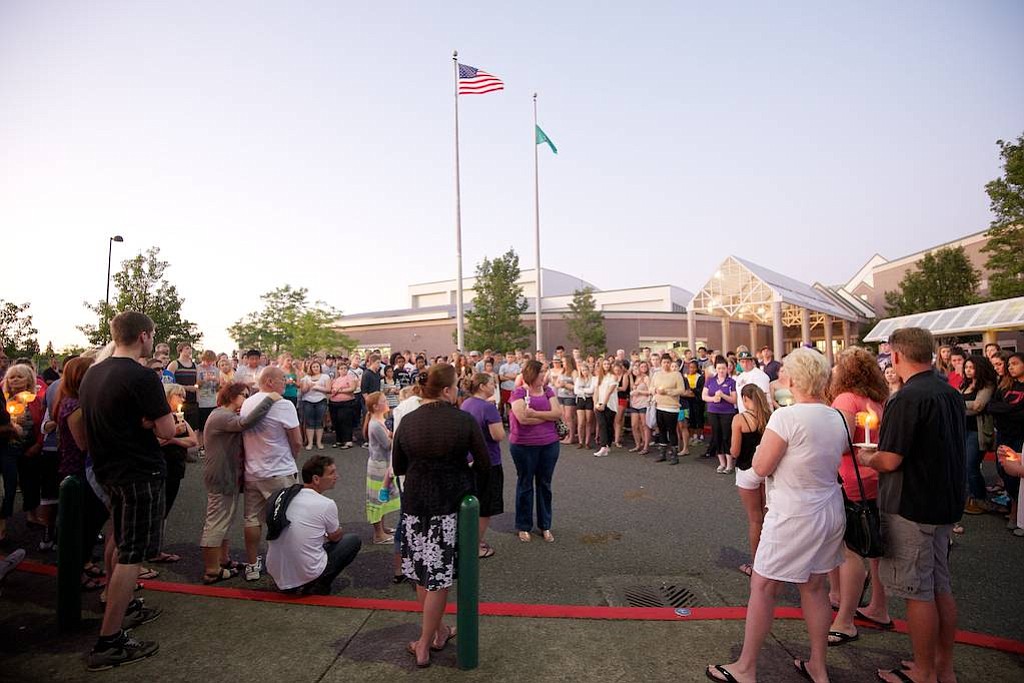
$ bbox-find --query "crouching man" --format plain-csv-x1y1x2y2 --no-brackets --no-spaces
266,455,362,595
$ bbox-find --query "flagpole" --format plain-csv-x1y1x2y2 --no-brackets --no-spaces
453,50,466,352
533,93,543,354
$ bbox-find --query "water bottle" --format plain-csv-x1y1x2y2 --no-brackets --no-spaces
378,486,390,503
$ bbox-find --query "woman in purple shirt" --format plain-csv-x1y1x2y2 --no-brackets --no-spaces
509,360,563,543
702,357,738,473
461,373,506,558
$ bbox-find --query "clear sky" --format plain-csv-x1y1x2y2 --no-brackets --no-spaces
2,1,1022,353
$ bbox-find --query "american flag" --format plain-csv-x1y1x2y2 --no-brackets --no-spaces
458,63,504,95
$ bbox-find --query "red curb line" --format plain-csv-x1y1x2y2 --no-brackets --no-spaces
12,559,1024,655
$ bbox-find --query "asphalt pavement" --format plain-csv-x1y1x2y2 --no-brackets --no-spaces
2,433,1023,681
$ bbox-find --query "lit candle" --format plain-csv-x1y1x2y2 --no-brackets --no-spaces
855,409,880,446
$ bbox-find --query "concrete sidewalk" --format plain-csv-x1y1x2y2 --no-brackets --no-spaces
3,570,1022,683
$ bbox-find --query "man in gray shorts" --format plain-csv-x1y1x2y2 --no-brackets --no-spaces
240,367,303,581
857,327,966,683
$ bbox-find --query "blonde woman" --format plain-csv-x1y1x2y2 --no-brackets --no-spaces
731,384,771,577
152,383,198,563
594,359,619,457
217,357,235,387
628,362,652,454
574,362,597,449
300,360,331,449
556,356,578,445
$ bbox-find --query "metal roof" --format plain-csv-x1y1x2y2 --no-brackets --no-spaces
864,296,1024,342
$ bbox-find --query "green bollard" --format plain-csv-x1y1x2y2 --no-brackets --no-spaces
57,475,83,631
456,494,480,670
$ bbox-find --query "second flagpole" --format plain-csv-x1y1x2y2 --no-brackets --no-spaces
533,93,543,354
454,50,466,351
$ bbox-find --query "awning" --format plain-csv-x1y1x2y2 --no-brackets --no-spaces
863,296,1024,342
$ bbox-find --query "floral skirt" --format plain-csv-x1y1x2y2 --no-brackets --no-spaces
400,512,457,591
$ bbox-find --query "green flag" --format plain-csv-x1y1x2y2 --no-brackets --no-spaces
535,125,557,154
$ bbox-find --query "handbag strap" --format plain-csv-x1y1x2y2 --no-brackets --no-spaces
834,408,868,503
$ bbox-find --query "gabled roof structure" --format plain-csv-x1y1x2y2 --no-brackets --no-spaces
688,256,863,326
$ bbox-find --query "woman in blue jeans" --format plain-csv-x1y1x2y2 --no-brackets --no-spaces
509,360,563,543
961,355,997,514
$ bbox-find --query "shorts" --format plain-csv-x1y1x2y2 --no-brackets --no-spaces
879,513,952,601
677,409,690,423
558,396,576,407
735,466,764,491
477,464,505,518
617,398,628,410
576,397,594,410
106,479,165,565
243,473,298,528
301,400,328,429
500,389,512,406
197,406,215,430
201,492,238,547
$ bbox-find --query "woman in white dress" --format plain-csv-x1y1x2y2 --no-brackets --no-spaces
707,348,847,683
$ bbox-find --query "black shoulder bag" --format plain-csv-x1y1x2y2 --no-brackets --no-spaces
835,409,884,558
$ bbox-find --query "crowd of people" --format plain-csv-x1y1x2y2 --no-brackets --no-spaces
1,315,1022,678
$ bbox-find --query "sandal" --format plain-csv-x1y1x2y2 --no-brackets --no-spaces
855,608,894,630
430,624,456,651
738,563,753,577
478,544,495,559
517,531,531,543
203,567,238,585
705,664,739,682
952,524,964,535
406,641,430,668
876,669,914,683
83,563,106,579
372,536,394,545
793,659,816,682
827,629,859,646
220,560,244,572
147,552,181,563
81,575,104,591
138,567,160,580
542,530,555,543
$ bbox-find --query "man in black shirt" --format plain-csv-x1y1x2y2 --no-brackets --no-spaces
857,327,965,683
79,312,179,671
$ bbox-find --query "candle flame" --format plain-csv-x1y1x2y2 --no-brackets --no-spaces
169,396,184,413
864,407,879,430
15,391,36,404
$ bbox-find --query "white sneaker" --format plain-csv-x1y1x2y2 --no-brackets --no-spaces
594,448,608,457
244,556,262,581
716,465,726,473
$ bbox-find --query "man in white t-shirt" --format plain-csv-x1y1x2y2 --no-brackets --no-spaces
241,367,302,581
735,351,771,414
267,455,361,595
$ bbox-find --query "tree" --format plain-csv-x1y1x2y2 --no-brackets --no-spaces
884,246,980,316
981,133,1024,299
0,300,39,358
79,247,201,348
461,249,531,352
564,287,606,357
229,285,355,357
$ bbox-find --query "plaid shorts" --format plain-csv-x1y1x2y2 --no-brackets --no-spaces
107,479,165,565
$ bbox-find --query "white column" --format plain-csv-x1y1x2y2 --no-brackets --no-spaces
687,308,697,354
800,307,811,346
772,301,784,357
842,319,851,350
721,317,731,354
824,315,834,365
749,321,759,351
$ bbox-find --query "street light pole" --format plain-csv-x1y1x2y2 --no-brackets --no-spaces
106,236,124,332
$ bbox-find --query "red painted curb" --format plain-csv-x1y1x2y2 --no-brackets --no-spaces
11,559,1024,655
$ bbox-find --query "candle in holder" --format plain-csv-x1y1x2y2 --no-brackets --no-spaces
855,408,879,446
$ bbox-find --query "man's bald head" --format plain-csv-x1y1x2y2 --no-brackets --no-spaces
259,366,285,392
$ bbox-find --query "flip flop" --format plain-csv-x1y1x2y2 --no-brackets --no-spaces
147,552,181,563
430,624,456,651
855,609,895,630
793,660,816,682
138,568,160,580
478,545,495,559
738,563,753,577
705,664,738,682
877,668,914,683
203,567,238,585
517,531,531,542
827,630,859,646
372,536,394,545
220,560,244,572
406,641,430,668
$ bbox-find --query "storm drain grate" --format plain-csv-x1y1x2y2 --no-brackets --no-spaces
623,584,698,608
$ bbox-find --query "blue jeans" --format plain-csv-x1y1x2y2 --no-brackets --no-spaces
313,534,362,591
965,431,986,501
510,441,560,532
301,400,328,429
